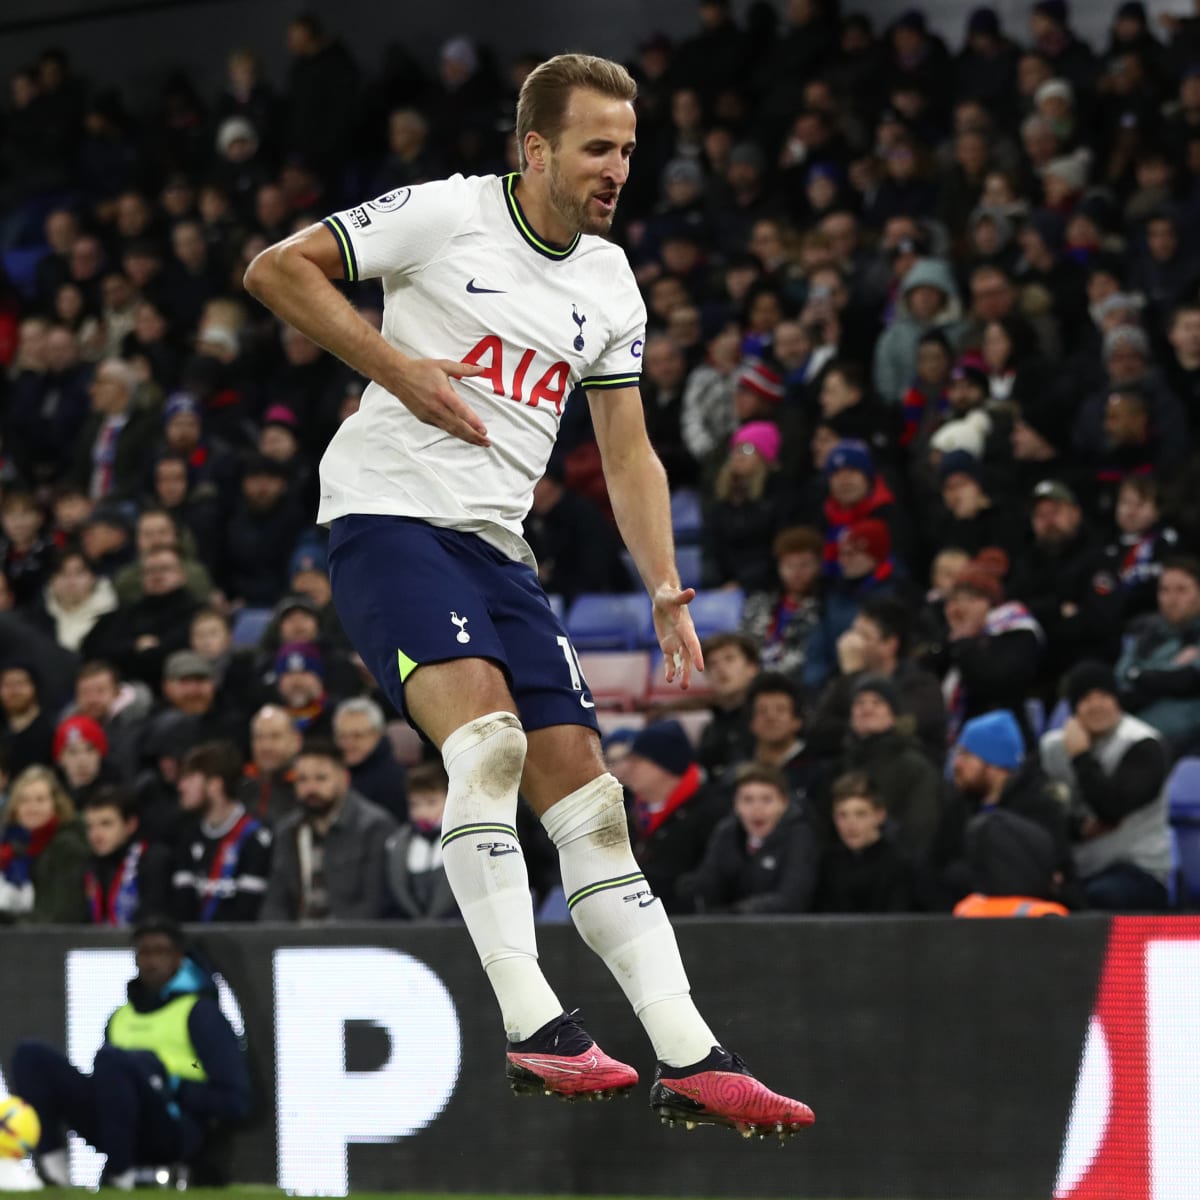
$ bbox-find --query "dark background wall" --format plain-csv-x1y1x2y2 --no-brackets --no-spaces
0,918,1110,1199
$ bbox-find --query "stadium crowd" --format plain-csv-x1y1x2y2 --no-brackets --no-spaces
1,0,1200,925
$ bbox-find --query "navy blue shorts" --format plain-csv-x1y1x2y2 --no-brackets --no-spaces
328,514,599,735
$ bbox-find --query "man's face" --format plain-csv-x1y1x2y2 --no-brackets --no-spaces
953,747,989,795
542,87,636,237
1116,485,1157,535
252,709,300,772
137,514,177,556
155,460,188,506
971,271,1012,321
1171,310,1200,362
177,770,206,812
734,782,789,842
1103,394,1146,445
76,673,117,720
165,412,202,453
838,539,877,581
89,365,130,415
335,710,381,767
773,321,810,370
777,550,819,597
1031,498,1081,545
819,371,859,417
243,472,286,510
1107,343,1146,384
164,674,215,716
278,669,323,709
1147,219,1177,263
850,691,894,737
135,932,183,992
907,284,944,322
833,797,885,850
945,588,991,635
1159,568,1200,626
0,668,36,716
295,755,347,813
942,473,986,519
192,615,230,658
644,339,686,389
85,806,134,857
1076,690,1122,737
851,615,892,671
749,692,801,747
142,552,186,596
279,610,319,644
705,644,758,701
829,468,870,507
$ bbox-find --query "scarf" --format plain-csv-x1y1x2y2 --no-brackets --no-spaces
822,476,896,563
85,840,146,927
0,819,59,885
635,763,702,839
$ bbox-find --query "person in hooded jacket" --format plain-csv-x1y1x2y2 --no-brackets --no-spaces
683,762,818,914
11,916,251,1189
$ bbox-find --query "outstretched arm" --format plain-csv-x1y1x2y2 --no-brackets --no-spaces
588,386,703,688
243,223,488,445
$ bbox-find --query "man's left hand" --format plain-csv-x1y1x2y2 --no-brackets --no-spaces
652,583,704,690
1063,716,1091,758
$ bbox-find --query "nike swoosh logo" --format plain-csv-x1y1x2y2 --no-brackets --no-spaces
489,846,520,857
466,279,506,294
638,897,657,907
515,1055,599,1073
580,695,596,709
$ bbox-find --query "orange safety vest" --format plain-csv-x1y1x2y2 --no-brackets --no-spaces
953,893,1069,918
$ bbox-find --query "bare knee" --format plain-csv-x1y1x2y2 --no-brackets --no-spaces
523,725,607,816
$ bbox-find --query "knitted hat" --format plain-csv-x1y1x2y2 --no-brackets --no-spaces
839,518,890,563
275,641,323,679
1103,324,1150,361
967,7,1000,35
1034,79,1074,108
958,710,1024,770
950,354,989,392
216,116,257,156
1063,660,1119,710
53,715,109,761
950,548,1008,605
730,420,782,465
290,542,328,577
163,392,200,425
262,404,299,431
940,449,983,485
825,438,875,481
662,158,703,188
629,720,694,777
851,673,902,714
734,360,784,404
1032,0,1068,25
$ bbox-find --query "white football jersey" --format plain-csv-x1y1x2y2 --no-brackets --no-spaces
317,173,646,565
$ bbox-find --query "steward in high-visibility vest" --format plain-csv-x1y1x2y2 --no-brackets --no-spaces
10,915,251,1189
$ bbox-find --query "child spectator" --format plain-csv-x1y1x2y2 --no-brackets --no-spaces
685,763,818,914
384,762,457,920
0,491,55,608
82,786,171,925
1102,475,1180,621
0,764,88,923
53,714,115,806
815,772,913,913
740,525,823,679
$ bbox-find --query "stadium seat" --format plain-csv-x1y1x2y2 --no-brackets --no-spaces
230,607,272,649
674,708,714,747
547,593,565,621
1024,698,1046,739
675,544,704,590
676,588,746,643
647,647,714,702
385,720,425,766
1047,699,1070,732
577,651,649,710
670,489,703,545
1166,826,1181,909
1166,756,1200,819
1173,820,1200,907
566,593,653,650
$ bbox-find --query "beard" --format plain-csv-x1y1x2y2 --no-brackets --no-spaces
547,158,614,237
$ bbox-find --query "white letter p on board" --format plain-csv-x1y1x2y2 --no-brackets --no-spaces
274,948,461,1196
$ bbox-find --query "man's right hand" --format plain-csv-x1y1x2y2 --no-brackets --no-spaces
391,358,490,446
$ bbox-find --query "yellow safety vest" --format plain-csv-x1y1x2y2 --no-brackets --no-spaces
106,994,207,1081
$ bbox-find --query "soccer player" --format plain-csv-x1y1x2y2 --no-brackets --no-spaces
244,53,813,1137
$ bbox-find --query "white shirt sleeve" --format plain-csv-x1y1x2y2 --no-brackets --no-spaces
580,271,646,392
322,176,474,283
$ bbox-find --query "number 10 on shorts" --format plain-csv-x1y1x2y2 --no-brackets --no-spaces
556,636,596,708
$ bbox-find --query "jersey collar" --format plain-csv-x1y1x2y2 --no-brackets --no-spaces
504,173,580,260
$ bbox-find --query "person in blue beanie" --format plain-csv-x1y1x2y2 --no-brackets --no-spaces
925,709,1081,909
10,915,251,1188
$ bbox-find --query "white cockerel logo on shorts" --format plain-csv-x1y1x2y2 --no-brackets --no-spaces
450,613,471,644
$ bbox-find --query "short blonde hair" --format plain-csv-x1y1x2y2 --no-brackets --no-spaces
515,53,637,170
4,765,76,827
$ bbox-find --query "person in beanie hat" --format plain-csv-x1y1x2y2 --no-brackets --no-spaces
821,439,911,570
732,360,784,422
831,673,942,858
1040,661,1171,911
729,420,781,466
929,709,1078,909
931,450,1023,561
273,641,332,736
625,721,728,914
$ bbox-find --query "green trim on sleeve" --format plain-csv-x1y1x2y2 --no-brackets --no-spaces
322,215,358,282
581,374,642,391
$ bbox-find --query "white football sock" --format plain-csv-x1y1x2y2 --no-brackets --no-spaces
542,773,717,1067
440,712,561,1042
36,1150,68,1187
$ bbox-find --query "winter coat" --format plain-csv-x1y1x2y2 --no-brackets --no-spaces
1117,613,1200,752
740,591,820,680
0,818,88,924
685,805,819,914
873,259,968,405
348,738,409,824
815,837,914,913
384,825,458,920
36,575,119,652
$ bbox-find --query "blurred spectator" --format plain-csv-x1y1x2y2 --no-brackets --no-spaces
0,764,88,924
152,649,247,748
112,507,214,606
272,641,334,735
0,661,54,775
829,674,943,860
743,671,818,802
222,455,306,606
1101,475,1179,621
695,632,760,776
0,492,55,607
260,739,396,921
384,762,458,920
1117,556,1200,753
333,697,407,821
81,786,171,925
814,771,914,913
171,741,272,922
70,358,157,502
627,719,729,914
53,714,116,807
33,548,118,652
190,607,259,715
808,595,946,762
240,704,300,825
69,660,153,783
685,762,818,914
1042,661,1171,910
740,525,823,679
932,710,1078,909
